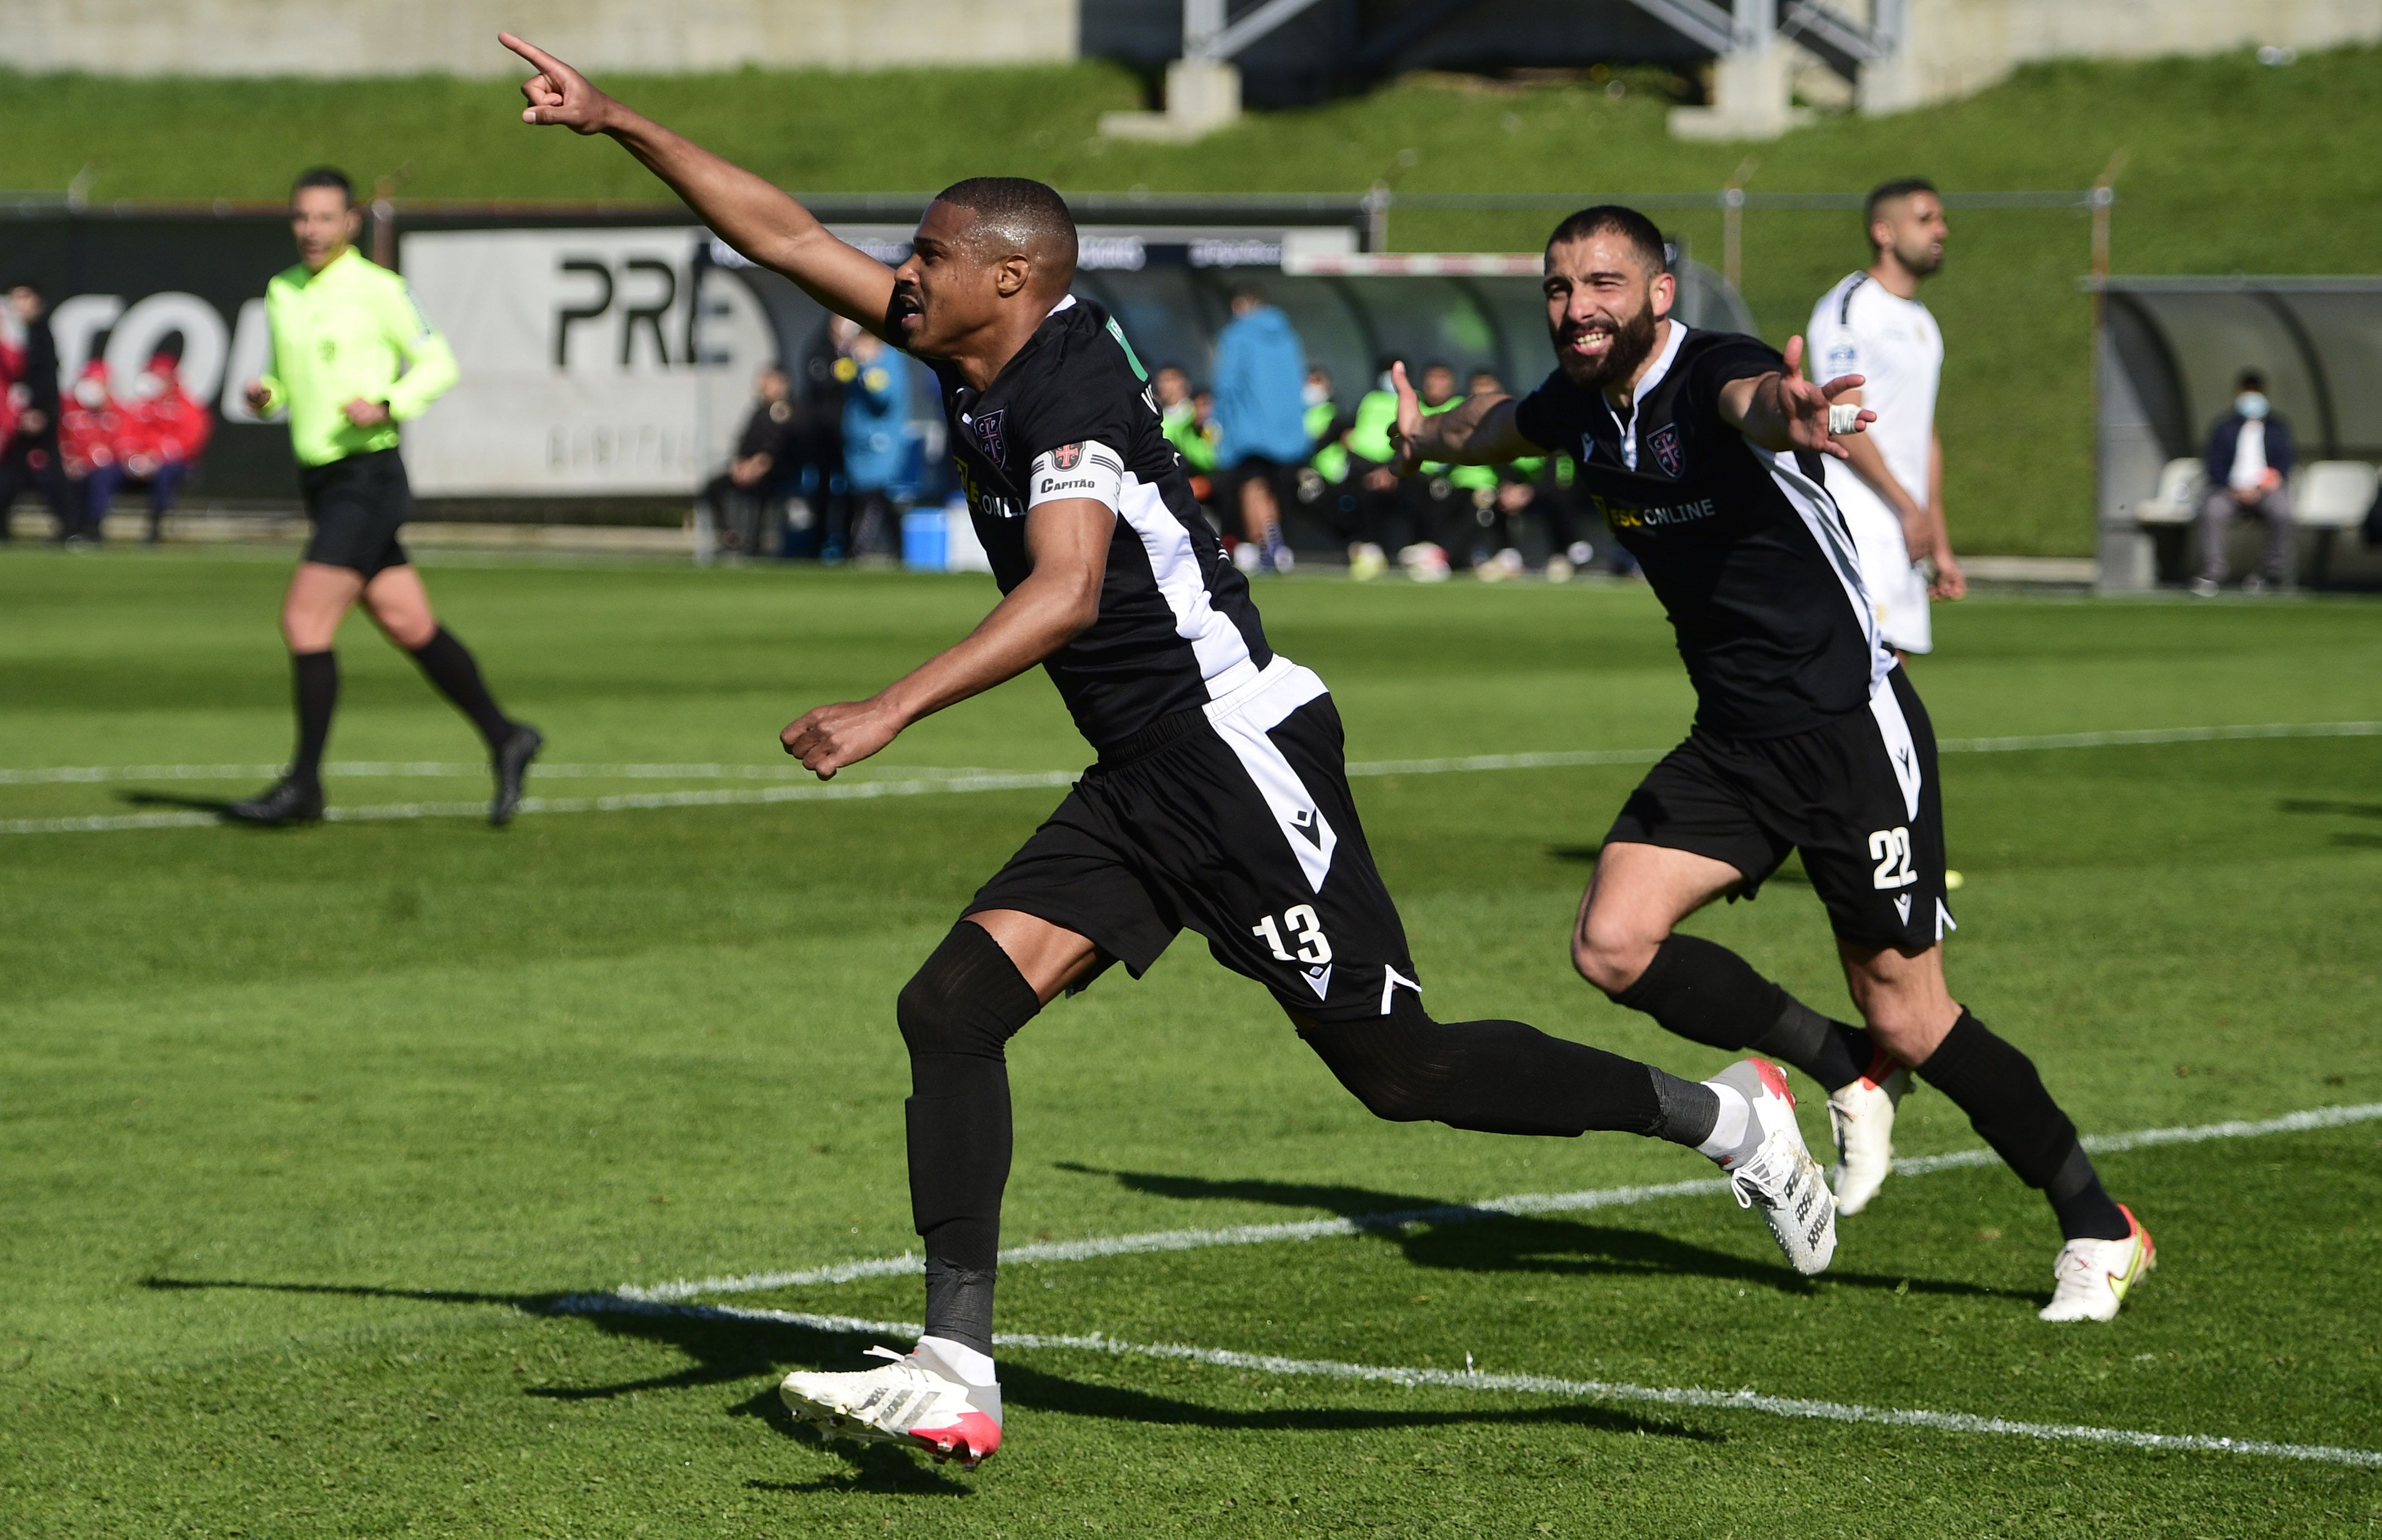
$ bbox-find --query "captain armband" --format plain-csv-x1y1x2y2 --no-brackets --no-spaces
1027,439,1125,512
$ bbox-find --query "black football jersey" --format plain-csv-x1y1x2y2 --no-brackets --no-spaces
922,296,1273,752
1514,324,1890,739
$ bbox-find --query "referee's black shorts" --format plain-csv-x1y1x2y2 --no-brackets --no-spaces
967,660,1423,1025
299,447,411,578
1605,666,1953,953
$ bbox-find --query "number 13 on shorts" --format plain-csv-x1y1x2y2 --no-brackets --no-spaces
1252,905,1334,964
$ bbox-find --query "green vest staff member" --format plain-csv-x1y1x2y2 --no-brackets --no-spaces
228,165,541,829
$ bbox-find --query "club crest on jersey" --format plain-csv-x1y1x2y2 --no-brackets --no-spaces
1050,441,1083,471
1648,423,1685,478
971,409,1009,466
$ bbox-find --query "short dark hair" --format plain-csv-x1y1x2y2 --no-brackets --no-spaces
1545,204,1667,275
1231,281,1267,305
3,277,40,297
291,166,354,206
932,177,1077,281
2237,369,2267,391
1864,177,1938,239
1421,359,1454,377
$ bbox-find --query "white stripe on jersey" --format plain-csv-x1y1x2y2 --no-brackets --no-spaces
1756,449,1896,699
1204,657,1336,892
1112,470,1260,696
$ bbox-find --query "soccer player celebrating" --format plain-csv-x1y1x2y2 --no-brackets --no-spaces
1806,178,1965,657
506,37,1838,1466
1392,206,2150,1325
229,168,540,827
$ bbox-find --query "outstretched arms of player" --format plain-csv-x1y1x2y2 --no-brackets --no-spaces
1384,361,1535,472
779,501,1114,778
1719,335,1872,462
501,33,895,332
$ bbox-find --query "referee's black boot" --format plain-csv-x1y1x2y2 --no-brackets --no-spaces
490,725,543,828
227,775,325,827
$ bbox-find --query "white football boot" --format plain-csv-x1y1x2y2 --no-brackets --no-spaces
779,1339,1003,1467
2039,1205,2156,1323
1827,1052,1912,1216
1708,1058,1838,1276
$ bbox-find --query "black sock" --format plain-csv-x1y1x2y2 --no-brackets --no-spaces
1646,1066,1721,1148
899,923,1044,1356
1916,1009,2129,1241
408,627,515,751
1299,995,1664,1139
2044,1142,2130,1243
1610,933,1873,1091
290,649,338,786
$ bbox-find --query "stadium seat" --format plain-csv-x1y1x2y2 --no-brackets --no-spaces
2295,459,2379,586
2135,458,2205,525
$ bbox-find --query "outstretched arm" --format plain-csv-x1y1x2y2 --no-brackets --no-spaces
1385,361,1536,471
501,33,895,331
779,501,1114,778
1719,335,1873,461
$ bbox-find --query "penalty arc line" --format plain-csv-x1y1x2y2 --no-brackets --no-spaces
616,1099,2382,1303
533,1293,2382,1471
7,720,2381,836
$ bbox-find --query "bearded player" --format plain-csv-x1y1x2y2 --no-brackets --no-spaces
1393,206,2150,1326
506,38,1845,1468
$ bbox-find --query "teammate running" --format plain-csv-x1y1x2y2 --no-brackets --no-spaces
1392,206,2151,1326
506,36,1837,1468
229,167,540,827
1806,178,1965,657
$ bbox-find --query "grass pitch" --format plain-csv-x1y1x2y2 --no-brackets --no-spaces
3,548,2380,1536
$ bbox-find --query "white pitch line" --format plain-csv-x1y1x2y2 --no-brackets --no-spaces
9,719,2382,837
0,760,1037,786
616,1101,2382,1304
533,1293,2382,1470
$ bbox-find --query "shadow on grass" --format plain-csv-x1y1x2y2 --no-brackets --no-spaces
2278,798,2382,819
1055,1165,2013,1302
118,790,242,816
139,1273,1721,1491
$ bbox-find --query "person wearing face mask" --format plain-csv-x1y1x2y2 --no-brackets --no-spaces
2194,370,2296,595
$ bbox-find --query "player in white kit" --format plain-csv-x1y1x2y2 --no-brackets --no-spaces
1807,179,1965,655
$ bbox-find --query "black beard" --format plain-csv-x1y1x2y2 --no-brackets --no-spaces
1557,303,1659,392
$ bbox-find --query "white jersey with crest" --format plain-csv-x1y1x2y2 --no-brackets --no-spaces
1808,271,1943,653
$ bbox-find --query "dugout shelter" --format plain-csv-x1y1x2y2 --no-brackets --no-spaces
2095,276,2382,590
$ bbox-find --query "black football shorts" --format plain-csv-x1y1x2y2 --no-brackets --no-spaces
967,659,1424,1025
300,447,412,578
1605,665,1953,952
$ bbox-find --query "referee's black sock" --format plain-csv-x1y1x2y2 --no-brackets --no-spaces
1916,1010,2129,1241
1609,933,1873,1092
897,922,1044,1358
408,627,516,752
289,649,338,788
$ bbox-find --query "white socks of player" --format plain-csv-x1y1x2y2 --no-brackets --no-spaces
1695,1080,1753,1162
918,1334,999,1389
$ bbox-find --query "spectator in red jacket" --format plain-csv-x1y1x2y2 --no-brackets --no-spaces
92,351,214,543
58,359,125,544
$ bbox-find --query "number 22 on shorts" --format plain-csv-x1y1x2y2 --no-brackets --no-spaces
1251,905,1334,964
1868,826,1917,889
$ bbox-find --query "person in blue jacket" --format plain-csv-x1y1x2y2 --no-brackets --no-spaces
1210,282,1310,574
834,319,916,562
2195,368,2297,594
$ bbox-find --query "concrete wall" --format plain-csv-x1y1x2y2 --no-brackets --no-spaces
1863,0,2382,113
0,0,1080,76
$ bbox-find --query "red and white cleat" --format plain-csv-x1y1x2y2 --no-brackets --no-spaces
2039,1205,2156,1323
779,1339,1003,1468
1827,1051,1911,1216
1710,1057,1838,1276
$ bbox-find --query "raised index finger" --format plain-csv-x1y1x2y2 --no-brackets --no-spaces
497,31,567,76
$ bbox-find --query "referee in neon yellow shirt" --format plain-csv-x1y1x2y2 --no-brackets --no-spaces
230,167,540,827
